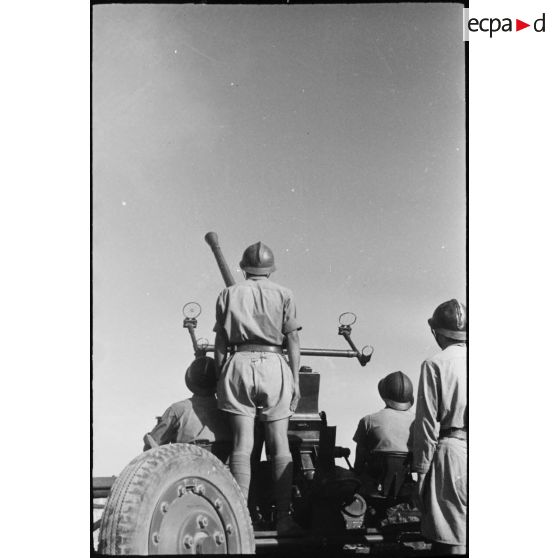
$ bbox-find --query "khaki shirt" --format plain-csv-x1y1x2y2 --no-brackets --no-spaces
413,343,467,474
353,407,415,453
143,395,232,450
213,276,301,345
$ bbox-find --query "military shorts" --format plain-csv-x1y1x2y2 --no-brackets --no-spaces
217,351,295,422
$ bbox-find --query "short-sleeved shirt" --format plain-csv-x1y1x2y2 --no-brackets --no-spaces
413,343,467,474
144,395,232,449
213,276,301,345
353,407,415,453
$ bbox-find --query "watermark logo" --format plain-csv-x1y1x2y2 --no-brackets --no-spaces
463,10,546,40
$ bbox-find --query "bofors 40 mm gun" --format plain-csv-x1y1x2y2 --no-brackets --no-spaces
94,232,414,555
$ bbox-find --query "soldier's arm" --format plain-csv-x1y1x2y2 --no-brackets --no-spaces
286,330,301,411
143,405,180,451
214,326,228,380
213,291,228,379
354,444,368,475
352,419,367,474
412,361,439,474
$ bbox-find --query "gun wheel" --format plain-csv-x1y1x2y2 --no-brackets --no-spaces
98,444,254,555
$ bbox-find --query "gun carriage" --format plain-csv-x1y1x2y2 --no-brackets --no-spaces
93,233,421,555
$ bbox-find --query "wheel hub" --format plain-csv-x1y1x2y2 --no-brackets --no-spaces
149,478,240,554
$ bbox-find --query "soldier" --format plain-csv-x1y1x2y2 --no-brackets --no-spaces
413,299,467,555
213,241,302,534
142,356,232,457
353,371,415,476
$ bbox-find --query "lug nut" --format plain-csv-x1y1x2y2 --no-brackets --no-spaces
160,502,168,513
183,535,193,549
152,533,160,544
214,532,225,545
193,484,206,495
226,524,233,535
178,486,186,497
197,515,209,529
214,498,222,510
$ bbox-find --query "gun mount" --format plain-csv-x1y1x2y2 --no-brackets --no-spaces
93,232,421,555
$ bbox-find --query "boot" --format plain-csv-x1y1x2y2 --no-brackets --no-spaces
271,455,304,536
276,511,304,536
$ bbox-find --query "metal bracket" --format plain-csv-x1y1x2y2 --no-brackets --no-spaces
337,313,374,367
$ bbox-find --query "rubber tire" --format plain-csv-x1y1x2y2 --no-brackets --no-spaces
98,444,255,555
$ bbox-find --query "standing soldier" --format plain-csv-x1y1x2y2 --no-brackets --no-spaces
413,299,468,555
213,241,302,534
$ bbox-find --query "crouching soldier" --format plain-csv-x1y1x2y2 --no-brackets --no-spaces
413,299,467,555
353,371,415,483
143,356,232,461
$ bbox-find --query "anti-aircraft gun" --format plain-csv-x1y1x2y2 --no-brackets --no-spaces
93,232,419,555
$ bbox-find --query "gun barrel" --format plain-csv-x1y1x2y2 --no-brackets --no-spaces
203,345,359,358
204,232,236,287
299,348,359,357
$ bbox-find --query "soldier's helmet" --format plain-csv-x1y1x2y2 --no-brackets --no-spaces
428,299,467,341
378,371,414,411
239,241,276,275
185,356,217,396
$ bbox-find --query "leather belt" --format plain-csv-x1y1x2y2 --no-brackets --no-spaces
440,427,467,441
233,343,284,354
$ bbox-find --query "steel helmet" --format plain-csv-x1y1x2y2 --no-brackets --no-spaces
239,241,276,275
378,371,414,411
185,356,217,396
428,299,467,341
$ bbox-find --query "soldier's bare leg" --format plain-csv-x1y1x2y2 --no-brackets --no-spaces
229,414,255,500
265,418,302,534
264,416,290,456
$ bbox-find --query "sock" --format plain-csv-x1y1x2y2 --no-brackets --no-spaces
271,454,293,517
229,451,251,501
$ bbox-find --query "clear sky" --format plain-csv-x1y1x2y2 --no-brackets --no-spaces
93,3,465,476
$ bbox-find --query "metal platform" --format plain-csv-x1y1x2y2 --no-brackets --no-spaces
254,527,384,549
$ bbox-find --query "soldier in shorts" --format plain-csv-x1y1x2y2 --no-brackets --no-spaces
213,241,302,534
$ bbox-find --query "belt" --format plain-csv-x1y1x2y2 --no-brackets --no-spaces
233,343,284,354
440,427,467,441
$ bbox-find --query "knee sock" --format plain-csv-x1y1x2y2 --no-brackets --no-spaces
271,454,293,517
229,451,251,501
